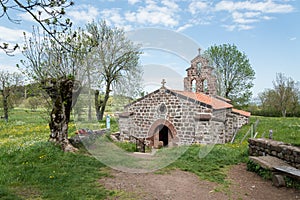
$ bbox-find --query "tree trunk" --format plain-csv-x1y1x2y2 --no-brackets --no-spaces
24,85,27,99
87,69,92,121
3,93,9,123
99,83,111,121
43,78,81,152
88,88,92,121
282,109,287,118
94,90,102,121
1,80,9,123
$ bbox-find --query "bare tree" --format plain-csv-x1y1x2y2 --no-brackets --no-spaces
86,21,142,121
273,73,298,117
0,0,74,54
20,27,90,151
259,73,300,117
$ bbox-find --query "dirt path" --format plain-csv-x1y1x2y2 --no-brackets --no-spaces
99,163,300,200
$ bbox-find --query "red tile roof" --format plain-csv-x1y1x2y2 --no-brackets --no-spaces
215,95,232,103
232,108,251,117
171,90,233,110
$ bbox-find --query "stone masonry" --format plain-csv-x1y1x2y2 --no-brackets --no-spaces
119,87,231,146
184,48,217,96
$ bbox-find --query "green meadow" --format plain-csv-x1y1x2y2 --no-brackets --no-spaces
1,109,300,199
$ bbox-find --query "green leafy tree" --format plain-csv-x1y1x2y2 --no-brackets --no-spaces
0,70,22,122
0,0,74,54
259,89,280,116
20,27,90,151
204,44,255,107
86,21,142,121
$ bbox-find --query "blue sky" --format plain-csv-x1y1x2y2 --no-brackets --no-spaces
0,0,299,99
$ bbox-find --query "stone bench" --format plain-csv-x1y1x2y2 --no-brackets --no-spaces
249,156,300,187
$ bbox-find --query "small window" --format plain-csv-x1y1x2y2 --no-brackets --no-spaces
192,79,196,92
158,103,167,113
203,79,208,92
197,62,202,71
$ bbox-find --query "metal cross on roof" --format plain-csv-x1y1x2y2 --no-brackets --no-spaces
161,79,166,87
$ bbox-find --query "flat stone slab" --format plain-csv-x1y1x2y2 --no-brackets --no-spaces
249,156,291,170
250,156,300,179
274,166,300,180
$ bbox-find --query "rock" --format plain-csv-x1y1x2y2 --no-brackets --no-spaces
272,174,285,187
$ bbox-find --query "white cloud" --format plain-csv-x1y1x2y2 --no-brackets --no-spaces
101,8,132,30
215,0,294,31
125,12,136,22
18,4,100,25
18,8,54,23
186,1,214,28
0,26,29,43
189,1,208,15
215,0,294,13
18,12,35,23
101,9,123,24
222,24,236,31
289,37,297,41
238,24,254,30
262,15,274,20
0,65,20,72
176,23,193,32
162,0,179,10
244,12,261,18
123,1,180,27
85,0,295,33
232,12,259,24
222,23,254,31
68,5,99,24
128,0,140,5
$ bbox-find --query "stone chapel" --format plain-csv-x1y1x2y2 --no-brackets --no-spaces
118,50,250,148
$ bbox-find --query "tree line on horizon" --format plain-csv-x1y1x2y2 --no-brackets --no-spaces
2,71,300,118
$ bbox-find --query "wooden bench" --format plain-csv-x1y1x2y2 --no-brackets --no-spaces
249,156,300,187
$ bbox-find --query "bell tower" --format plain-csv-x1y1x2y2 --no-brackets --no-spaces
184,48,217,96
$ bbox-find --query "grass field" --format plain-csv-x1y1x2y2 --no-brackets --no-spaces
235,116,300,146
0,109,110,199
0,109,299,199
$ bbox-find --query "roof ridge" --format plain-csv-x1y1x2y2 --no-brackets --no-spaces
170,89,233,110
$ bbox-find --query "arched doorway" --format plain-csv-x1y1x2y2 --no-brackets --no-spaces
158,125,169,146
147,119,177,148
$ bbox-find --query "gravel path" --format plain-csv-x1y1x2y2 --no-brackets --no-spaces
99,163,300,200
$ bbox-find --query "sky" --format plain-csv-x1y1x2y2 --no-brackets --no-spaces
0,0,299,100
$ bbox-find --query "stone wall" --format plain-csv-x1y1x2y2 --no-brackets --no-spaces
193,118,225,144
232,113,249,128
248,138,300,169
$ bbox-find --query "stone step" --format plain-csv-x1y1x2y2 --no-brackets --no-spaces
249,155,291,170
249,155,300,187
274,166,300,180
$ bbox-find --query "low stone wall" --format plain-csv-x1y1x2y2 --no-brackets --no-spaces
248,138,300,169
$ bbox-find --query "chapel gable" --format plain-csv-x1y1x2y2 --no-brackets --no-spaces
184,48,217,96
